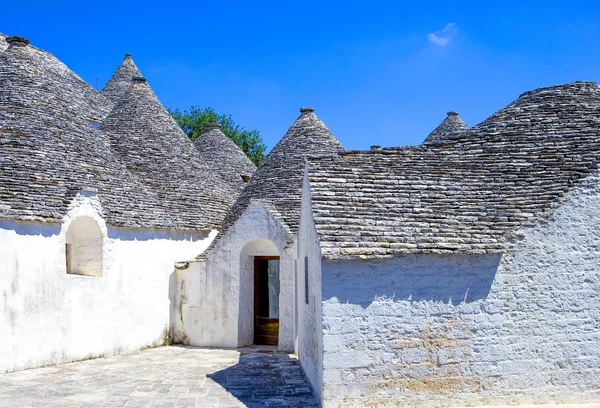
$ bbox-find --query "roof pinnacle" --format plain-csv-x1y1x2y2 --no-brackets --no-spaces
300,107,315,114
6,36,29,46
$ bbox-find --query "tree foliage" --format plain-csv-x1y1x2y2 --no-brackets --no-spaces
169,106,266,165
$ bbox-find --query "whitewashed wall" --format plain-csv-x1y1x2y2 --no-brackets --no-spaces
0,194,213,373
297,170,324,401
318,174,600,407
173,201,296,351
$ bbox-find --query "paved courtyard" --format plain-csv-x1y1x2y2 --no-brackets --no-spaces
0,346,318,408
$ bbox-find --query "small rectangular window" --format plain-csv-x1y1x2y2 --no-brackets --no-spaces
304,256,309,305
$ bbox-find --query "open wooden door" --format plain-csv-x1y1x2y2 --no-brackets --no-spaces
254,256,280,346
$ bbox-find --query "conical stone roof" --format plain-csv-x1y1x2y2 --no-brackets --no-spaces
0,36,164,226
100,77,238,229
307,81,600,258
197,107,343,259
100,54,142,105
423,111,468,144
193,124,257,191
472,81,600,138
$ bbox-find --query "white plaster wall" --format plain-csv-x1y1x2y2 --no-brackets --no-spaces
0,194,214,373
297,170,324,401
318,174,600,407
175,202,296,351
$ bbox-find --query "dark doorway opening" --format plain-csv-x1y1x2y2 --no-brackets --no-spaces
254,256,280,346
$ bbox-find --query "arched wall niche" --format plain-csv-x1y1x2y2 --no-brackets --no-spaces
65,216,103,277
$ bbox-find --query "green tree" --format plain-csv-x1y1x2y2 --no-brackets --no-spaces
169,106,266,165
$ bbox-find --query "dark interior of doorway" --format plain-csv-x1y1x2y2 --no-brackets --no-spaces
254,256,280,346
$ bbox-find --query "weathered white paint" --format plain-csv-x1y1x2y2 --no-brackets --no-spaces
316,173,600,407
0,193,214,373
173,201,295,351
297,169,324,401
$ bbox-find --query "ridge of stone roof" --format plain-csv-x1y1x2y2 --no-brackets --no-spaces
0,36,167,227
196,107,344,260
473,81,600,137
100,53,143,105
100,77,238,230
3,35,112,122
423,111,469,144
193,124,257,191
307,81,600,260
0,33,8,54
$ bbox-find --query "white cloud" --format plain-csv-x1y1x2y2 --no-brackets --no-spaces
427,23,458,47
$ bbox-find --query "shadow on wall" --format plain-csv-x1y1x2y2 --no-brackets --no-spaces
322,253,502,307
0,219,60,237
107,227,210,242
207,348,319,407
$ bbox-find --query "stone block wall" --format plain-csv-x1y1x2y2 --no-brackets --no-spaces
318,177,600,407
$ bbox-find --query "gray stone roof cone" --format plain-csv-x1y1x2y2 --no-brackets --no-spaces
307,81,600,258
0,36,162,226
197,107,344,259
100,76,238,229
193,123,257,191
423,111,469,144
100,53,143,105
473,81,600,138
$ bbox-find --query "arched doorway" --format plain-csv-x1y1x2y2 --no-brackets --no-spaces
239,239,280,347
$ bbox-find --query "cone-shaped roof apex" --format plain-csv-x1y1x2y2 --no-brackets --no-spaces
423,111,469,144
193,125,257,191
197,107,344,260
0,37,162,227
100,78,239,229
100,53,143,105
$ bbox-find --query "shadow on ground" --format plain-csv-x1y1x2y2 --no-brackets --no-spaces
207,347,319,407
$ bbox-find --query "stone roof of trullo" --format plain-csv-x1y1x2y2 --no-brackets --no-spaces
100,77,238,230
423,111,469,144
193,125,257,191
307,81,600,260
100,54,142,105
0,37,166,227
0,37,237,230
196,108,344,260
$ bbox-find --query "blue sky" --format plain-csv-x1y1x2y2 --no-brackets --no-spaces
2,1,599,151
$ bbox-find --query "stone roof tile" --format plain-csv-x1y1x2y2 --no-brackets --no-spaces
100,54,142,105
0,37,165,227
193,124,257,191
308,82,600,259
100,77,238,229
423,111,468,144
196,107,343,260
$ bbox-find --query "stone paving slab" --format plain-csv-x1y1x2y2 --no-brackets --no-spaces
0,346,319,408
